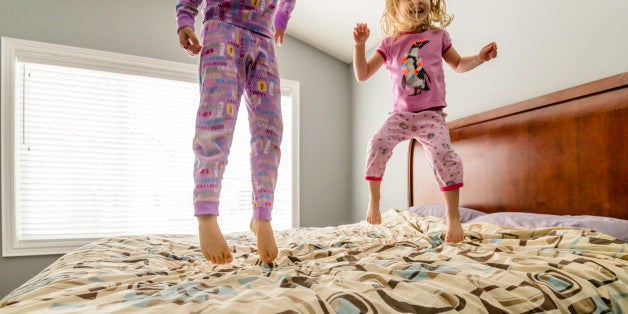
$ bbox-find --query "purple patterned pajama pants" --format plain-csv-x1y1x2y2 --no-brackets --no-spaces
364,110,463,191
193,20,282,220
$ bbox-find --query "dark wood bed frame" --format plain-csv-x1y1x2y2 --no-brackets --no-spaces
408,72,627,219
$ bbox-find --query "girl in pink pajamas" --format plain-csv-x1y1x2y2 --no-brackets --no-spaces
353,0,497,243
176,0,296,264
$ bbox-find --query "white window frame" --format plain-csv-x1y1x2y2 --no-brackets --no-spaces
1,37,300,256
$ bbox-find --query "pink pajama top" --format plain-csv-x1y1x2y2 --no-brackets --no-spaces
376,30,452,112
176,0,296,37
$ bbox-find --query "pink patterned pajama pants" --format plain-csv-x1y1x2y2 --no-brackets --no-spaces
364,110,463,191
193,20,282,220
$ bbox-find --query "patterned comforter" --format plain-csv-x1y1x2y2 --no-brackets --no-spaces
1,209,626,313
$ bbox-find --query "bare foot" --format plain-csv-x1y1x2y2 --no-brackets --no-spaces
445,219,464,243
197,215,233,264
366,201,381,225
250,219,278,264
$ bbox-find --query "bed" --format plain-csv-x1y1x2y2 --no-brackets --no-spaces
1,73,627,313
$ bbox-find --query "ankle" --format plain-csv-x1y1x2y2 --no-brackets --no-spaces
252,219,271,227
446,217,461,225
197,214,218,224
445,210,460,220
369,198,380,205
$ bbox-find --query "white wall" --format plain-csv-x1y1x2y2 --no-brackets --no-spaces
351,0,628,221
0,0,352,298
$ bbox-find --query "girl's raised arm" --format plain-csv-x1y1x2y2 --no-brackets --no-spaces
443,42,497,73
353,23,384,82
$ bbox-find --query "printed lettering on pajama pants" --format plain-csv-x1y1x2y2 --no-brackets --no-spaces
193,20,282,220
364,110,464,191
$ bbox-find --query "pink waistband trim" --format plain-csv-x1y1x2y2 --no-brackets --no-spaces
440,183,463,191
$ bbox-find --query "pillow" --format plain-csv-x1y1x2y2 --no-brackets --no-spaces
407,205,486,223
466,212,628,242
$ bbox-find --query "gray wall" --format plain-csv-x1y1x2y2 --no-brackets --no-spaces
0,0,352,298
350,0,628,222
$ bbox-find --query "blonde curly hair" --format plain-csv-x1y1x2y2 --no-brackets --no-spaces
381,0,453,37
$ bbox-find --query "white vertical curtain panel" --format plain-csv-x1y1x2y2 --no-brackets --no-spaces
14,62,292,242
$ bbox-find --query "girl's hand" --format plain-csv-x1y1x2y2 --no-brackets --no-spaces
274,28,285,46
353,23,370,46
479,42,498,62
178,27,202,56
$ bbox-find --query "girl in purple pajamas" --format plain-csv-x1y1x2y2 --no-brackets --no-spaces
353,0,497,243
176,0,296,264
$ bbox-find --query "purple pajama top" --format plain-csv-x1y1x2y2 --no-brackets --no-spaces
176,0,296,38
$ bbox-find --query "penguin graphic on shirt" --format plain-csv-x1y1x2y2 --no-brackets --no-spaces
401,39,431,96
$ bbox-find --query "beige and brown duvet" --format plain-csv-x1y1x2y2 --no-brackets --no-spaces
1,209,626,313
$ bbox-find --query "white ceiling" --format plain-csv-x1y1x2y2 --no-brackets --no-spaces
287,0,385,63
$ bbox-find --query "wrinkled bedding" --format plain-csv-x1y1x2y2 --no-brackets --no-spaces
1,209,626,313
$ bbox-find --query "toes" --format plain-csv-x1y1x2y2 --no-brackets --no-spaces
218,251,233,264
203,252,217,264
449,234,463,243
203,251,234,264
261,252,271,263
261,249,277,264
202,252,212,262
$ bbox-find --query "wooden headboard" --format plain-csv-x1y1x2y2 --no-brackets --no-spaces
408,73,627,219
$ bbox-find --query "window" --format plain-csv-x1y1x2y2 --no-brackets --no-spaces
1,37,300,256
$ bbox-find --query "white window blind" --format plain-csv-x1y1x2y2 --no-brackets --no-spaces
1,37,299,256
